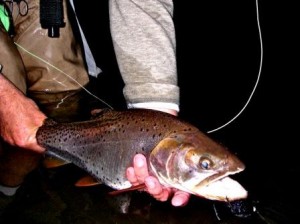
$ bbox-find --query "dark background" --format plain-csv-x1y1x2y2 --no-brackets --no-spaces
73,0,297,164
0,1,298,223
73,0,298,220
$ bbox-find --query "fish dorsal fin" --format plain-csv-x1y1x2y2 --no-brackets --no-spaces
90,108,112,119
108,184,146,196
75,175,102,187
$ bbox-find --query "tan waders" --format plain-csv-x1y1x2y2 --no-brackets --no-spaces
0,0,90,191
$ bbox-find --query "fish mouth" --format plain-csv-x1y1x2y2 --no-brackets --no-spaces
192,170,248,201
194,176,248,201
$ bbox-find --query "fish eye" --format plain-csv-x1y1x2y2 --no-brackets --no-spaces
199,157,213,170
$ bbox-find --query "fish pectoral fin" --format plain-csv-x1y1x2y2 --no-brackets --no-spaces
108,184,146,196
42,156,71,168
75,175,102,187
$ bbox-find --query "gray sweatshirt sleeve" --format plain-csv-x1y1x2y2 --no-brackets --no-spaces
109,0,179,110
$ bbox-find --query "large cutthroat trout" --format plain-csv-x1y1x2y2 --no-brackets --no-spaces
36,109,247,202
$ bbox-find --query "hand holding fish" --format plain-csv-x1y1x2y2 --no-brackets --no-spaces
37,109,248,204
125,107,191,206
0,81,183,204
127,154,190,206
0,75,46,153
0,75,46,191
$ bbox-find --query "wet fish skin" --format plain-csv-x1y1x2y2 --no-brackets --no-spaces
36,109,247,201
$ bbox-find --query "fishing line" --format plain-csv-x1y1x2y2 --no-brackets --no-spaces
14,41,114,109
207,0,263,133
13,0,261,123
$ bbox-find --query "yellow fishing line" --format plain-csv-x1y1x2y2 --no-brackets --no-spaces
207,0,263,133
14,41,113,109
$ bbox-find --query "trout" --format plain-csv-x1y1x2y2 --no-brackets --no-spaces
36,109,247,201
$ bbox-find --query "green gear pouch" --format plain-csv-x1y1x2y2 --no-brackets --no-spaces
0,2,13,36
0,4,10,32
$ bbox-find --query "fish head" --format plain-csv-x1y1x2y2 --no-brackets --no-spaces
149,131,247,202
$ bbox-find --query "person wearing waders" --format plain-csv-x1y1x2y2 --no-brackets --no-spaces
0,0,190,206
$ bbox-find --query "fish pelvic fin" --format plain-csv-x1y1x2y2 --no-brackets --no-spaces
42,155,71,168
108,184,146,196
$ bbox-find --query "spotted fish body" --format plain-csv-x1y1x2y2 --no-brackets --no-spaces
37,109,247,201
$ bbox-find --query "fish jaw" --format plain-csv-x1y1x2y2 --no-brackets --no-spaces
192,176,248,201
149,131,247,201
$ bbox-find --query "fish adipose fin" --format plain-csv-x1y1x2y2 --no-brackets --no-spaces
90,108,112,119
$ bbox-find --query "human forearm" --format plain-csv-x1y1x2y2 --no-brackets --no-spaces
109,0,179,110
0,74,46,152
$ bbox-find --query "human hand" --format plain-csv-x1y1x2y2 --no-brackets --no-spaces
0,75,47,153
126,153,190,207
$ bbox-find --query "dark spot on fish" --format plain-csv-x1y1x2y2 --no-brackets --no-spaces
140,128,143,132
152,134,155,139
146,129,149,132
